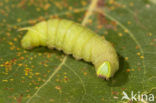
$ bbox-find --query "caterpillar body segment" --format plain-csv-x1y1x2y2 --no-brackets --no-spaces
21,18,119,80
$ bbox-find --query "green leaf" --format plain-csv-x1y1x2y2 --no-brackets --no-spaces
0,0,155,103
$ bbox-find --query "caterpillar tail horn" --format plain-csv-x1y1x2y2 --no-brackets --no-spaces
18,27,32,31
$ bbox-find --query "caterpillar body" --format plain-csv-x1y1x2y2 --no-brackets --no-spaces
20,19,119,80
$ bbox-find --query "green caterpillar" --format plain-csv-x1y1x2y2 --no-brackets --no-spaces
20,18,119,80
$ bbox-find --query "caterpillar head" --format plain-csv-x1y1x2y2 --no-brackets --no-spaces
96,59,119,80
19,21,47,49
96,52,119,80
96,61,111,80
92,40,119,80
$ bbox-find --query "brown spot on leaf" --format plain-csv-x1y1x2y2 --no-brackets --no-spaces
98,13,108,25
97,0,105,7
18,0,27,8
112,91,119,95
16,94,23,103
44,3,51,10
55,86,61,90
136,45,139,49
126,69,130,72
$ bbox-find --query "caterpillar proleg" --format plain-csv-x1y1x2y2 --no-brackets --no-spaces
20,19,119,80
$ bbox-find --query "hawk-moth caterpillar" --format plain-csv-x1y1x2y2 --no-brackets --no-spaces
20,19,119,80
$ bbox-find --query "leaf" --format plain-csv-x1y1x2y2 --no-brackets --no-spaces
0,0,156,103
